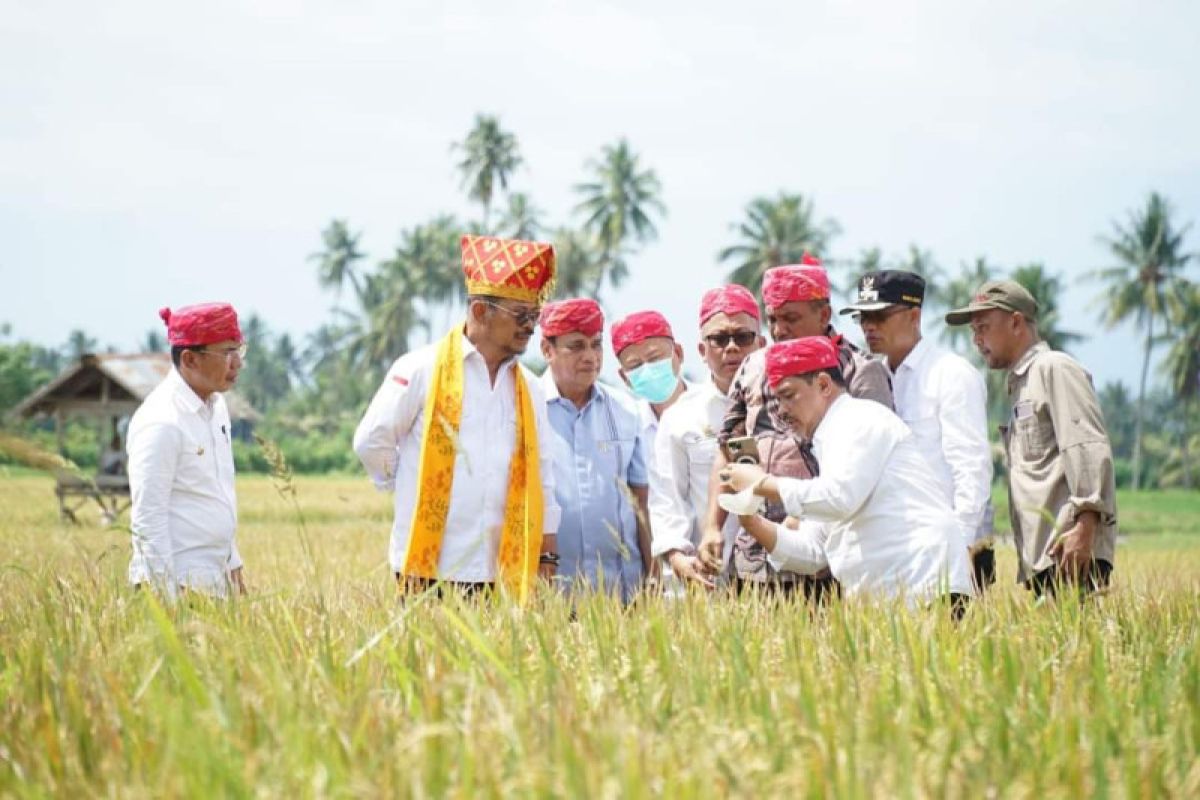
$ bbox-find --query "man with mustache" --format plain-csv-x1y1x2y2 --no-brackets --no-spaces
354,234,561,600
128,302,247,599
539,298,652,602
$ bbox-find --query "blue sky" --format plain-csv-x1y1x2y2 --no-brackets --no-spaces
2,0,1198,392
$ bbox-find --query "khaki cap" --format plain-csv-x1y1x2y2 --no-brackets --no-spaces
944,280,1039,325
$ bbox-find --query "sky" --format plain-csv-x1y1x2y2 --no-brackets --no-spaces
2,0,1198,392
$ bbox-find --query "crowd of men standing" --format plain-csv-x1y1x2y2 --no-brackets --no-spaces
127,233,1118,609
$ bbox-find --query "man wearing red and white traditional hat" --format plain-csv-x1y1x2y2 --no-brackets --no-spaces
610,310,689,472
127,302,248,598
648,285,765,588
539,298,653,602
717,337,973,609
354,235,562,600
698,254,893,596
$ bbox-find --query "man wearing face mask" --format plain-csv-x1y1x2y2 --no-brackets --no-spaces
698,254,893,596
611,311,689,470
539,298,653,603
649,285,765,588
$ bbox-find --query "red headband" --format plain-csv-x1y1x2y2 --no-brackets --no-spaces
539,298,605,337
611,310,674,355
159,303,242,347
699,284,760,326
765,336,839,387
762,253,830,309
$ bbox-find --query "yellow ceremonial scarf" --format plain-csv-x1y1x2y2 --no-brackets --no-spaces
401,326,544,600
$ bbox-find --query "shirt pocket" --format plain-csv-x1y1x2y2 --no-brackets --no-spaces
685,434,718,467
1015,411,1055,460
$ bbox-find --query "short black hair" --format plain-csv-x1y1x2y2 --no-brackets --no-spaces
797,366,846,387
170,345,201,368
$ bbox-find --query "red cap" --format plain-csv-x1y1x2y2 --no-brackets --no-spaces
159,303,243,347
762,253,830,309
539,298,605,338
699,285,761,326
611,311,674,355
765,336,839,388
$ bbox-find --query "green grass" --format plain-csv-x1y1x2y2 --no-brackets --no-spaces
1,475,1198,797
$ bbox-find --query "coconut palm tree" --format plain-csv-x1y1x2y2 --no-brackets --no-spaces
64,330,98,360
1010,263,1084,353
718,192,839,295
311,219,367,304
573,139,666,295
453,114,522,232
1162,282,1200,488
497,192,544,240
936,257,995,352
141,330,165,353
551,228,605,300
1093,192,1193,489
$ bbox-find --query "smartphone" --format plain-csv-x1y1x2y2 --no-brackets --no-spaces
724,435,760,465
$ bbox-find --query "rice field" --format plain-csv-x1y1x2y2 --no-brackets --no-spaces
0,473,1197,797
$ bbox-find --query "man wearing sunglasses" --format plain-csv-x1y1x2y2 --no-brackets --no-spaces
697,254,893,597
354,234,561,601
841,270,995,592
649,285,765,588
127,302,247,599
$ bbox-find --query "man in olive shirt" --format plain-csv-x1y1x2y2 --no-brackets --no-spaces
946,280,1116,596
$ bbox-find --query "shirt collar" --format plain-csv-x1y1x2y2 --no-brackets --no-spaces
1011,341,1049,377
814,392,852,443
540,371,603,407
168,368,214,415
894,336,933,374
461,329,518,374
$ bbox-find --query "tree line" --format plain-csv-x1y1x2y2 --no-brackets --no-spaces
1,116,1196,488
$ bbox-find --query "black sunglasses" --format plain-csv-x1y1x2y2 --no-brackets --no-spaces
704,331,758,349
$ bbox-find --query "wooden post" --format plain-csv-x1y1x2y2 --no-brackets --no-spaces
56,408,66,456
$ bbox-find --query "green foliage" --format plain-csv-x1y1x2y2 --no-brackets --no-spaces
453,114,523,231
719,191,840,295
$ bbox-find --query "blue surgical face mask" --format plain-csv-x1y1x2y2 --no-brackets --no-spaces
627,357,679,404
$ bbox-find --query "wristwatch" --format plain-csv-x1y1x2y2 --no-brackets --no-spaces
539,551,561,566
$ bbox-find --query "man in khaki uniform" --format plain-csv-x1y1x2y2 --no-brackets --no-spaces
945,281,1116,596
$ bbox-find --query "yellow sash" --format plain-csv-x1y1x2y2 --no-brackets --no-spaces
401,326,544,600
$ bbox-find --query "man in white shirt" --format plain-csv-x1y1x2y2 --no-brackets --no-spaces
127,302,247,598
354,234,562,598
841,270,996,591
718,337,974,609
611,311,688,469
649,285,764,587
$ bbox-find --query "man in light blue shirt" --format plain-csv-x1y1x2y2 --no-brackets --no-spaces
539,298,653,603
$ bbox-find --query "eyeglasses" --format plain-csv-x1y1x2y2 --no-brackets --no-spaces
483,300,541,327
704,331,758,349
196,344,248,361
851,306,912,325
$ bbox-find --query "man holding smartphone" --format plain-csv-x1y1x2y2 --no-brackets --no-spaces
698,255,893,597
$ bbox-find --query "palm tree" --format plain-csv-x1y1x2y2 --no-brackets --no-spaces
1093,192,1193,490
355,267,429,373
936,257,994,351
383,215,462,334
311,219,367,304
1162,282,1200,488
551,228,605,299
453,114,522,232
497,192,544,240
573,139,666,295
1010,263,1085,353
142,330,165,353
64,330,98,360
718,192,839,295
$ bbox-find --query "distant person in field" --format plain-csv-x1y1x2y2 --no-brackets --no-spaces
127,303,247,598
841,270,996,592
945,281,1117,597
538,298,653,603
610,310,689,474
353,235,561,600
698,255,894,597
99,432,127,476
717,337,974,608
649,285,764,589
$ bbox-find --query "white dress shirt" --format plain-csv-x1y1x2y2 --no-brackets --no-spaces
767,394,974,602
649,381,727,557
889,337,993,543
127,368,242,595
353,334,562,582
